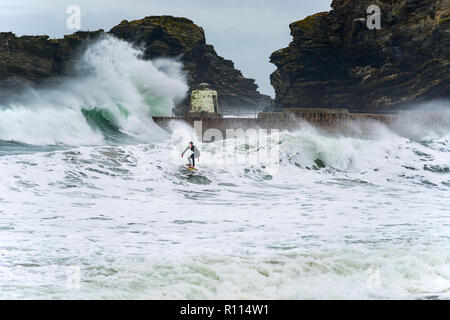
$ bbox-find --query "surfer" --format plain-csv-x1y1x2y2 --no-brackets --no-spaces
181,141,201,168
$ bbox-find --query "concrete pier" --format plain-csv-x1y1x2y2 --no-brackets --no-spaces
153,108,398,139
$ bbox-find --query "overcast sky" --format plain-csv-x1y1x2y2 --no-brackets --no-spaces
0,0,332,97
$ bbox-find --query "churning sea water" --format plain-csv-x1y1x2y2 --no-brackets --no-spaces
0,36,449,299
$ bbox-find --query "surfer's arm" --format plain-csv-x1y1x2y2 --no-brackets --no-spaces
181,146,189,157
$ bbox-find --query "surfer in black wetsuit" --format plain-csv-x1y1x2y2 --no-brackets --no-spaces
181,141,201,168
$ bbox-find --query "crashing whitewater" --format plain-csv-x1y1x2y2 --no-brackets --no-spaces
0,36,449,299
0,35,188,146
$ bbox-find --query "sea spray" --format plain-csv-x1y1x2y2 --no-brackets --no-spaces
0,55,449,301
0,108,449,298
0,35,188,146
0,126,449,298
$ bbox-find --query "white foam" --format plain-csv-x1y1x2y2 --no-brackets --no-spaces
0,123,449,299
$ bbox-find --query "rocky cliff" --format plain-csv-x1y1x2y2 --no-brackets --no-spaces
0,16,271,111
270,0,450,111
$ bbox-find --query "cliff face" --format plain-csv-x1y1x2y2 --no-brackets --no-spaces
0,31,103,90
270,0,450,111
0,16,271,110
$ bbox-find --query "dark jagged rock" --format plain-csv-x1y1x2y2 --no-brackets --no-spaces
0,30,103,90
270,0,449,111
0,16,271,111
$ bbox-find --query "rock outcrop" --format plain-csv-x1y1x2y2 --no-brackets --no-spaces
270,0,450,111
0,16,271,111
0,30,103,91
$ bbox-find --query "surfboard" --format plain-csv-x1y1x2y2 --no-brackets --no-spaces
186,165,197,170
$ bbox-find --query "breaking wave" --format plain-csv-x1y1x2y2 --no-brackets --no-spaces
0,35,188,146
0,34,449,300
